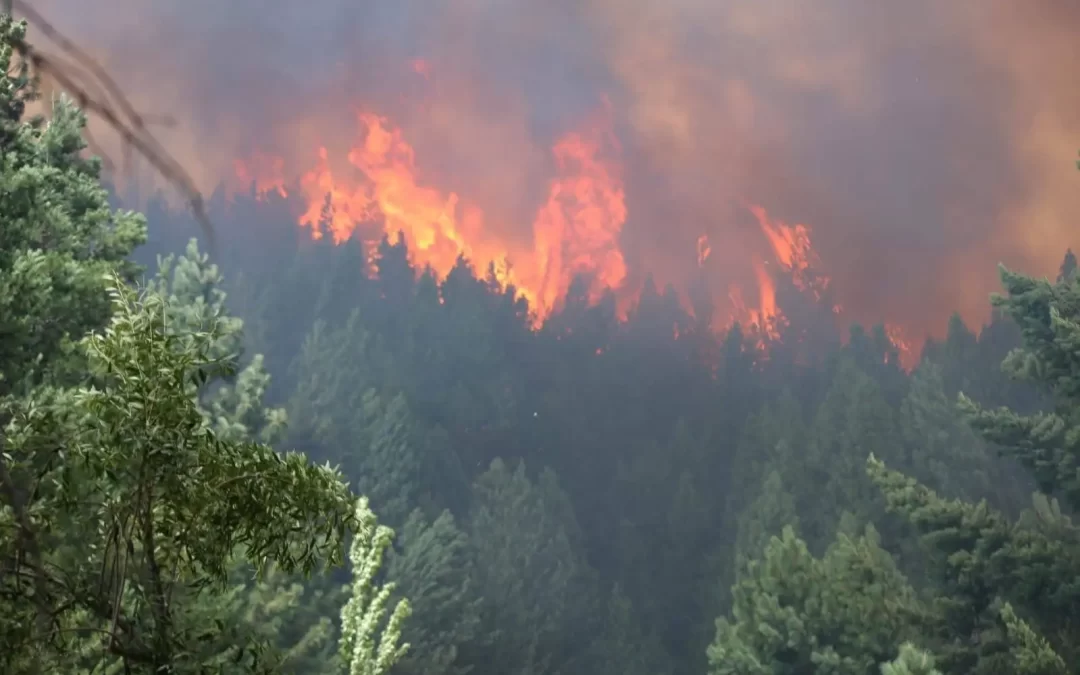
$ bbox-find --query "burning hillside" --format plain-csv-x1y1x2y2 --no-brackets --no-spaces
233,100,629,325
230,95,854,358
20,0,1080,368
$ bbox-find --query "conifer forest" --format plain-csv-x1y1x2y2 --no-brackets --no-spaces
3,8,1080,675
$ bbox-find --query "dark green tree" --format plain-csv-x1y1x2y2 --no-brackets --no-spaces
1,277,357,672
868,257,1080,671
708,525,929,675
466,459,595,675
386,509,483,675
0,17,145,398
1058,249,1077,284
147,238,286,444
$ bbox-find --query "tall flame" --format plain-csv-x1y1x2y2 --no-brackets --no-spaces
697,235,711,267
885,323,915,369
749,256,780,338
233,152,288,199
234,101,628,322
751,204,830,300
530,99,627,316
230,85,841,348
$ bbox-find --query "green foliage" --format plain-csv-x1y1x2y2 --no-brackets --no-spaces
880,644,942,675
586,584,674,675
286,310,462,522
0,17,146,396
708,525,927,675
899,363,993,500
147,238,286,445
867,454,1080,671
867,259,1080,672
1,277,356,672
959,265,1080,508
467,459,594,675
182,561,346,673
734,468,800,570
802,358,903,551
999,603,1068,675
339,496,412,675
386,508,483,675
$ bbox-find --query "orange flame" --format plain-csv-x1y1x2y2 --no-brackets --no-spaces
230,85,841,346
697,234,711,267
750,204,830,300
530,100,627,316
233,152,288,198
885,323,916,370
749,257,781,339
234,101,627,323
726,255,782,347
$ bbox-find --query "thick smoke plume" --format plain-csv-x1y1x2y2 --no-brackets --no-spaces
28,0,1080,341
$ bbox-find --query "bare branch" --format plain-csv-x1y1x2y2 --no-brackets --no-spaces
7,3,217,255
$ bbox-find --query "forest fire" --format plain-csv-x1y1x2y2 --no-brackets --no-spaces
885,324,915,366
234,102,627,325
23,0,1078,380
751,205,828,302
7,3,1080,671
231,95,853,356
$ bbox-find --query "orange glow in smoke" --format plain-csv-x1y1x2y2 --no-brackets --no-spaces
231,89,846,354
234,102,627,324
697,234,711,267
885,323,915,368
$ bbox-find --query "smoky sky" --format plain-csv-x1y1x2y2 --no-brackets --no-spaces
27,0,1080,340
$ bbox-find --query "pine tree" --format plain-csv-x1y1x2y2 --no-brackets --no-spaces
1058,249,1077,284
708,525,928,675
386,509,483,675
0,17,146,399
880,644,943,675
1,277,358,672
146,238,286,444
466,459,595,675
733,468,800,569
898,362,1024,510
586,584,674,675
866,259,1080,671
801,357,903,553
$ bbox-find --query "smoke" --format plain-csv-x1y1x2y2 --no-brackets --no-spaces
29,0,1080,339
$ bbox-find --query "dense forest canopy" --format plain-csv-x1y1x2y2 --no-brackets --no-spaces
3,15,1080,675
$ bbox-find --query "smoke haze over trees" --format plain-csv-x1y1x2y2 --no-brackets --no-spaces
3,8,1080,675
25,0,1080,342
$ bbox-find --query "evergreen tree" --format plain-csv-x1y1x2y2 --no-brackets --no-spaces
801,357,902,552
898,362,1024,510
707,525,928,675
733,468,800,569
386,509,483,675
867,253,1080,671
0,17,145,398
146,238,286,444
880,644,943,675
466,459,595,675
1058,249,1077,284
1,277,357,672
585,584,674,675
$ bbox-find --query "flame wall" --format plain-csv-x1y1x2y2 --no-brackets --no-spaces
26,0,1080,342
